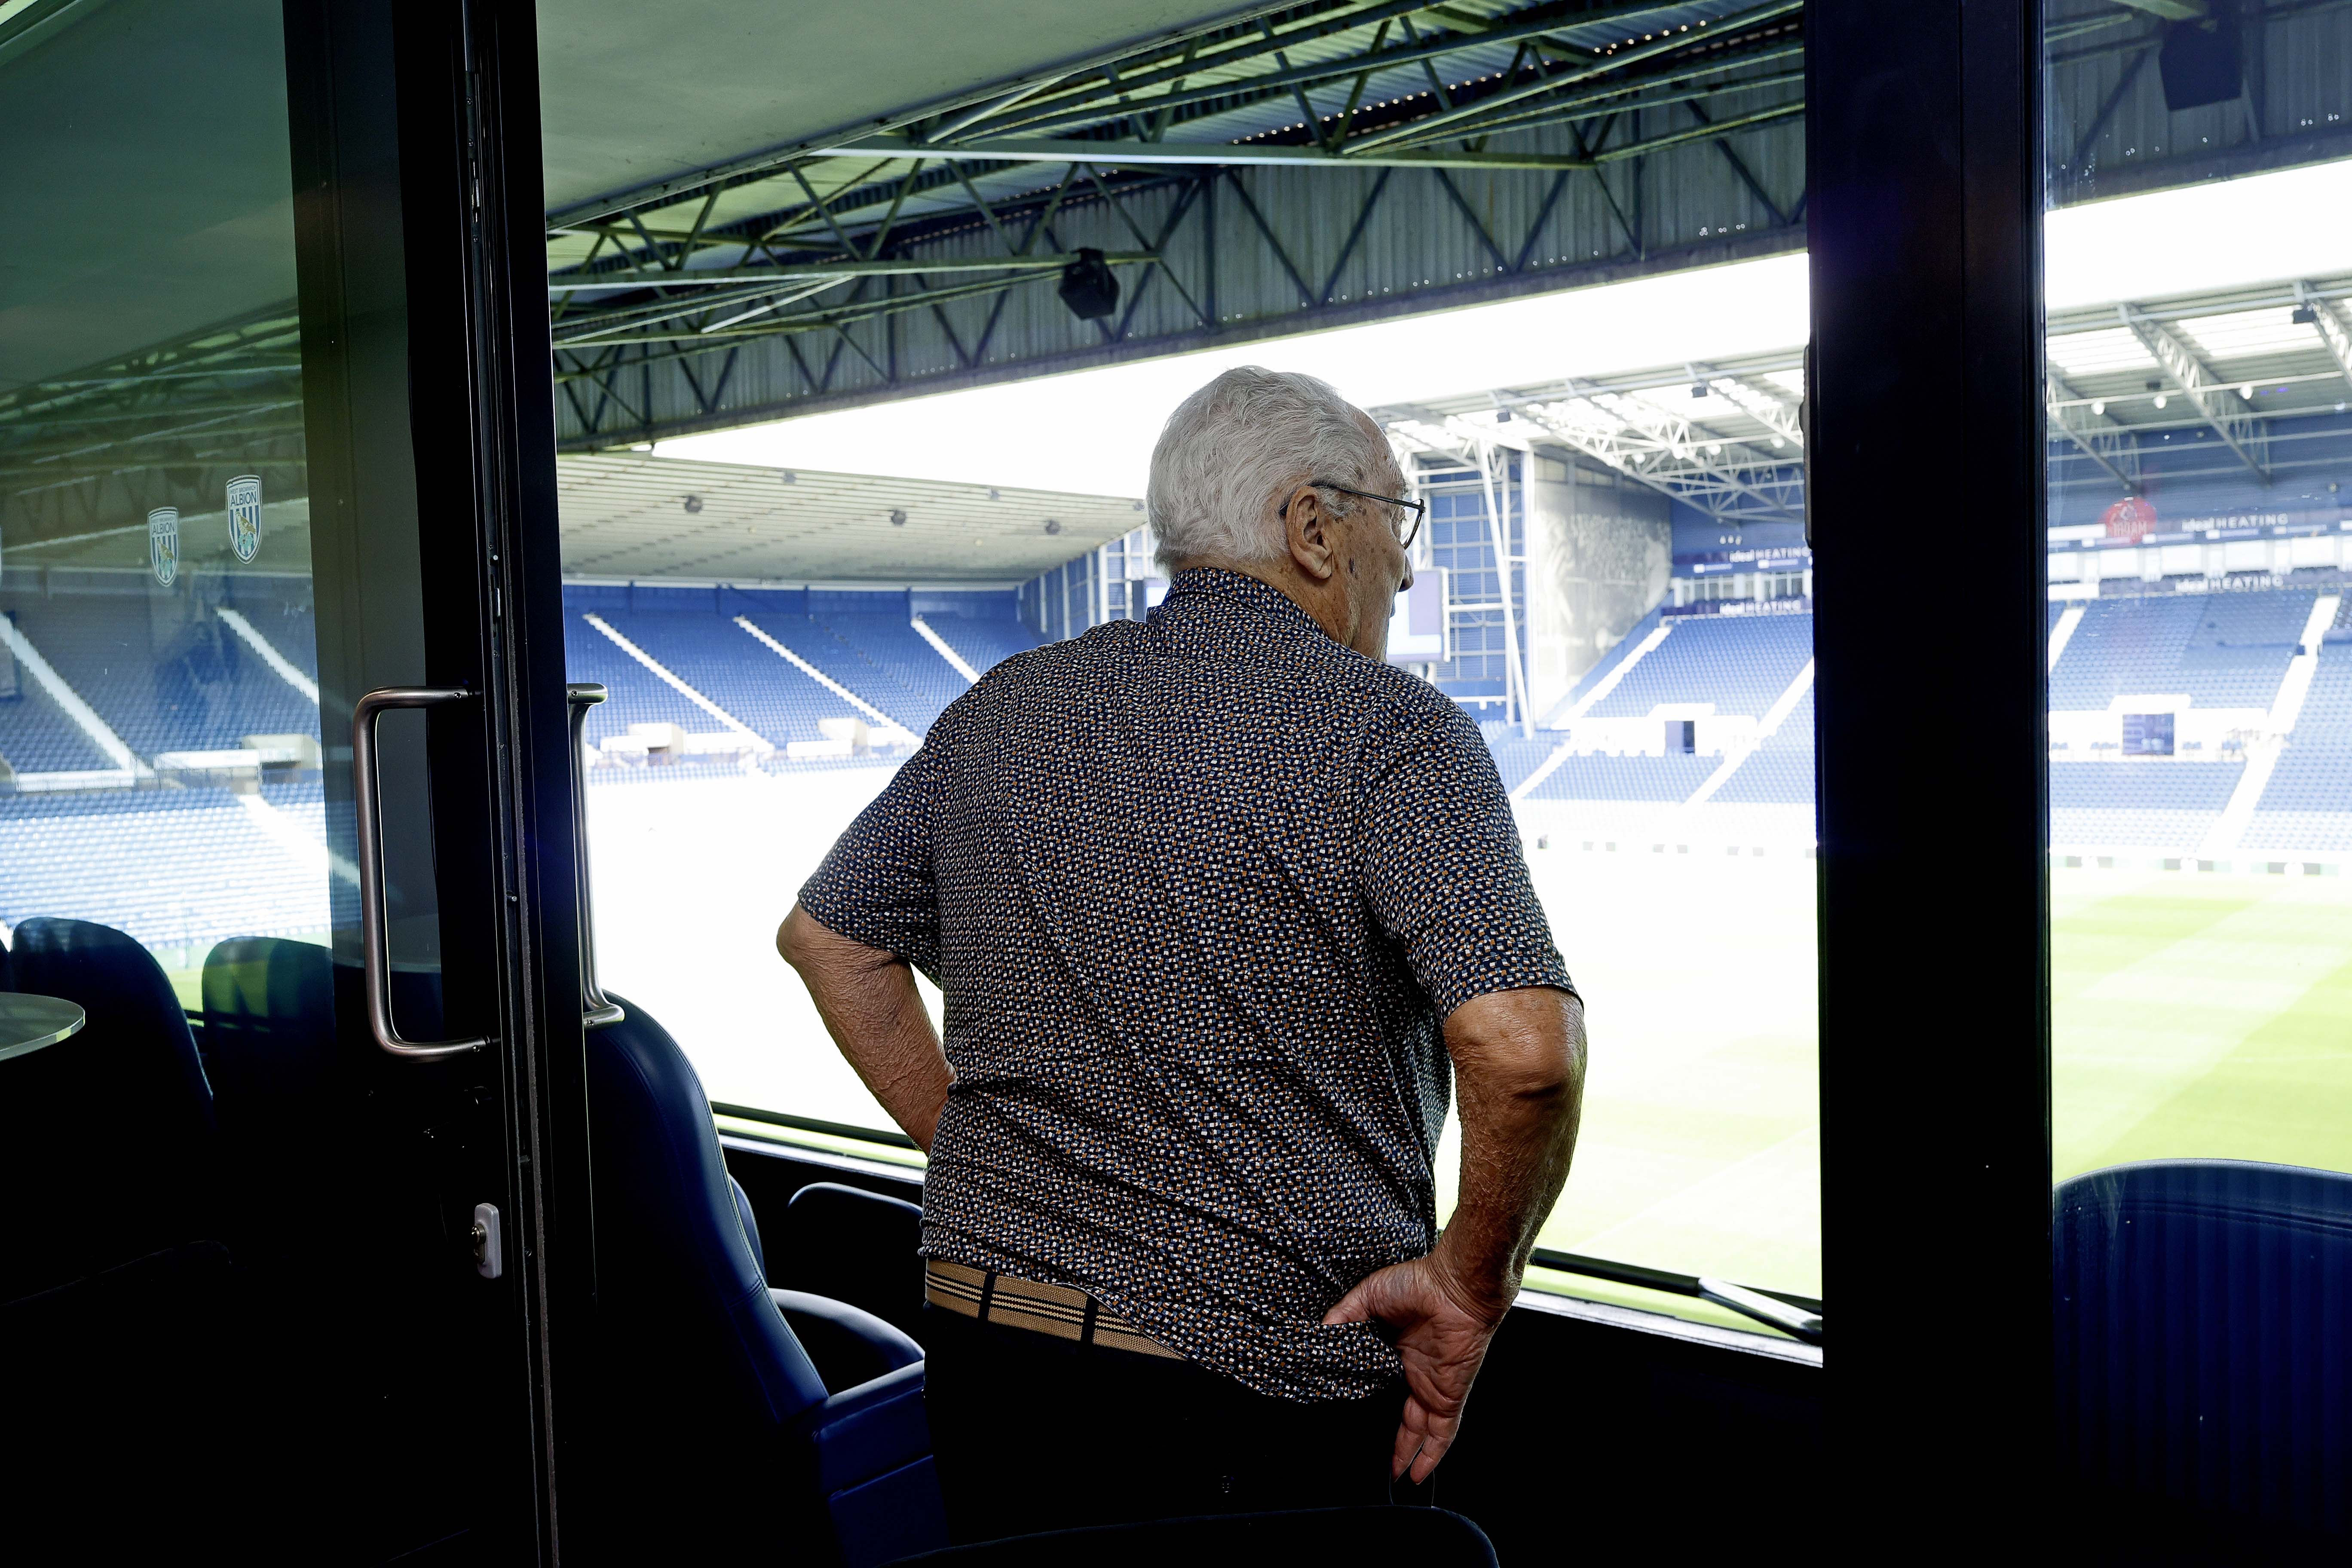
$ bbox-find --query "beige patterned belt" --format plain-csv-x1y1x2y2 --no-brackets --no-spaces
924,1259,1183,1361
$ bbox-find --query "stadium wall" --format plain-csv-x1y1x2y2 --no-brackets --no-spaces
1524,456,1670,718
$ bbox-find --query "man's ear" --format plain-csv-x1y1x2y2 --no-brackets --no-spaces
1283,484,1339,582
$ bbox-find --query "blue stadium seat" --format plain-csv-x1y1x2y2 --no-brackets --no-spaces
0,785,328,952
2055,1159,2352,1543
584,993,946,1567
2049,761,2241,850
1586,614,1813,720
924,615,1044,677
1525,753,1718,802
1,574,319,761
0,917,217,1300
1712,688,1815,805
2050,591,2310,712
2244,643,2352,853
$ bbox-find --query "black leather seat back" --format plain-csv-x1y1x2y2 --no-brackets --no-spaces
586,995,828,1423
778,1182,926,1344
2055,1158,2352,1540
0,917,217,1298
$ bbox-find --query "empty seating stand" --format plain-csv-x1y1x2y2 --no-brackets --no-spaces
2243,643,2352,853
2050,591,2310,712
4,574,318,760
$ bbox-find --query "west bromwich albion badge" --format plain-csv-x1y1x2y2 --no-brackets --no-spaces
148,507,180,587
226,475,262,563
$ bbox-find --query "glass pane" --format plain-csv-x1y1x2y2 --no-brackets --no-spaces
0,0,502,1549
2045,2,2352,1181
551,14,1819,1324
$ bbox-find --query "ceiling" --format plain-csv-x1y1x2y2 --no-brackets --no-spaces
552,452,1143,583
533,0,1267,217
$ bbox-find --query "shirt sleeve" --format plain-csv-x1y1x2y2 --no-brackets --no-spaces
1358,692,1574,1017
796,735,948,981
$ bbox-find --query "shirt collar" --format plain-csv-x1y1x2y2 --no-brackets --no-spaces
1159,567,1329,644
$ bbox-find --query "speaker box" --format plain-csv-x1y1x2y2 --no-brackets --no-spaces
2159,12,2243,113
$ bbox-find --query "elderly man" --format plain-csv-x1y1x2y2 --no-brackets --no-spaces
779,365,1584,1542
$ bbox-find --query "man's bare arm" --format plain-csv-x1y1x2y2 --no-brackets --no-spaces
776,903,953,1153
1324,986,1585,1482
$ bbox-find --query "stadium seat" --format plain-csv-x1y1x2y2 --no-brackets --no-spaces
202,937,343,1268
584,993,947,1568
886,1505,1500,1566
0,917,219,1301
774,1181,928,1345
2054,1158,2352,1544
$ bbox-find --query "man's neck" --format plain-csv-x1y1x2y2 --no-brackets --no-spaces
1176,557,1350,646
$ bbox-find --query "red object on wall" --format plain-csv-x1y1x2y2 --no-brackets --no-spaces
2101,496,2158,542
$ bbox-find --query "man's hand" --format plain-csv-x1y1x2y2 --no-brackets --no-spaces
1328,986,1583,1485
1323,1252,1504,1484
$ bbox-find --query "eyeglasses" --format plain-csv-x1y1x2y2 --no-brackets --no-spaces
1281,479,1426,550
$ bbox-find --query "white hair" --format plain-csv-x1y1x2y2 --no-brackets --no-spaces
1145,366,1388,571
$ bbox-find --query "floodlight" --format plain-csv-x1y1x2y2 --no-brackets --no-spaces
682,494,703,514
2090,400,2106,416
1057,249,1120,321
2153,393,2169,409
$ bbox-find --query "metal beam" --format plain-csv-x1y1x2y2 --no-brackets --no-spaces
548,252,1150,290
2045,368,2141,493
2296,279,2352,385
2120,303,2272,481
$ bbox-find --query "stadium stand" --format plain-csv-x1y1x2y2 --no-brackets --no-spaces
2242,643,2352,853
3,577,319,760
918,612,1044,678
589,594,846,746
0,785,326,951
1712,688,1815,806
0,668,115,774
560,594,718,746
1584,613,1813,720
1525,753,1721,803
2050,761,2245,851
2049,591,2312,711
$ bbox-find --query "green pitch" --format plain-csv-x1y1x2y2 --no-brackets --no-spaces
2052,867,2352,1181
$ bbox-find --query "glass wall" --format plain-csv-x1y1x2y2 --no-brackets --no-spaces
2044,0,2352,1181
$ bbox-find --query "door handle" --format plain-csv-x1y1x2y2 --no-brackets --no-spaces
566,683,624,1030
352,686,491,1060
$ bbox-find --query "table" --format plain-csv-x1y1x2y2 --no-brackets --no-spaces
0,993,87,1063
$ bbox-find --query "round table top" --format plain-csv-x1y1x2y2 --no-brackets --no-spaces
0,994,87,1062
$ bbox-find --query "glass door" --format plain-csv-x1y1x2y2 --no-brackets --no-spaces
0,0,577,1558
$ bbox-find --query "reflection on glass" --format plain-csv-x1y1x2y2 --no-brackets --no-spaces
2045,0,2352,1181
0,0,322,1004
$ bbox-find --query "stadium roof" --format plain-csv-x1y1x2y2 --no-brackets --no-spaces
551,453,1144,585
1380,271,2352,522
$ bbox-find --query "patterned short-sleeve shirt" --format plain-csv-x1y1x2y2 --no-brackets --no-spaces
797,567,1572,1402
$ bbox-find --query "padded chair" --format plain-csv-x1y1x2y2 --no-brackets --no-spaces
2054,1158,2352,1543
773,1181,928,1345
586,994,946,1567
0,917,218,1300
887,1505,1500,1566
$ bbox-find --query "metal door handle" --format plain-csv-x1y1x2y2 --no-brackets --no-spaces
352,686,491,1060
566,683,623,1030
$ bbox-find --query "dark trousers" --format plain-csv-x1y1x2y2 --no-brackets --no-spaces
921,1304,1421,1544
